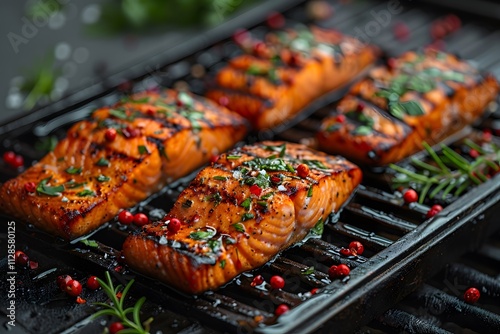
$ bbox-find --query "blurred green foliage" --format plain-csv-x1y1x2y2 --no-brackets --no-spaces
90,0,258,34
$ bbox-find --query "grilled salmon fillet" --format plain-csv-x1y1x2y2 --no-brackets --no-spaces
123,141,362,294
0,89,247,239
317,50,500,165
206,25,378,130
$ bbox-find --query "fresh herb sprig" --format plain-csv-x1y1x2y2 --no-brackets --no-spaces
390,140,500,203
93,272,153,334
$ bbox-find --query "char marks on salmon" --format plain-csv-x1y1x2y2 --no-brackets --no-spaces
206,25,378,130
0,89,247,239
123,141,362,294
317,50,500,165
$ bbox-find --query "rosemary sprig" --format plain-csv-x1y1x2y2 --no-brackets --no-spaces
93,272,153,334
390,141,499,203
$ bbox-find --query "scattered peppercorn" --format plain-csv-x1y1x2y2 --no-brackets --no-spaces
403,189,418,203
349,241,364,256
274,304,290,316
464,287,480,304
270,275,285,289
57,275,73,291
168,218,181,233
133,213,149,226
87,276,100,290
66,279,83,297
335,114,346,123
3,151,24,168
109,322,125,334
328,264,350,279
24,182,36,193
426,204,443,219
15,250,29,266
105,128,117,142
251,275,265,287
339,248,352,257
297,164,310,178
118,210,134,225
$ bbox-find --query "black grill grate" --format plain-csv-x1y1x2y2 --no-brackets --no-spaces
1,1,500,333
363,232,500,333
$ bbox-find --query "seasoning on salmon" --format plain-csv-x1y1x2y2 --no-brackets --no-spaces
0,89,248,239
317,50,500,165
123,141,362,294
206,25,378,130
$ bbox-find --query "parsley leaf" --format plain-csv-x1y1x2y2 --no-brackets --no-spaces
65,166,82,175
96,157,110,167
189,229,216,240
36,177,64,196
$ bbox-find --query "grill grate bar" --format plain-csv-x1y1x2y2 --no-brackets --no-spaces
299,238,368,269
408,284,500,333
344,203,417,234
270,257,329,288
445,263,500,298
377,309,453,334
327,222,394,250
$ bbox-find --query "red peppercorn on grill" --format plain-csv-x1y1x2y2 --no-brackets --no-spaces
1,1,500,333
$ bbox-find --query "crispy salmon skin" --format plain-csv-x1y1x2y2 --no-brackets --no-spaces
0,89,247,239
317,50,500,165
206,25,378,130
123,141,362,294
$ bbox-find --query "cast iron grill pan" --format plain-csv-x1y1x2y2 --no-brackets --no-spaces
1,1,500,333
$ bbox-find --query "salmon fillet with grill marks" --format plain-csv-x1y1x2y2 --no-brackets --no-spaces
123,141,362,294
206,25,378,130
0,89,247,239
317,50,500,165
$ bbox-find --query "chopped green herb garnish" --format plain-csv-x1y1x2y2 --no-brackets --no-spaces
65,166,82,175
80,239,99,248
177,92,194,107
352,126,373,136
301,266,315,275
96,175,110,182
302,160,328,170
207,239,222,253
232,223,245,233
241,213,254,221
307,186,313,197
36,177,64,196
35,136,58,152
326,124,342,132
138,145,149,155
240,197,252,210
261,192,274,200
285,163,295,173
309,218,324,236
246,65,267,76
204,192,222,206
65,180,86,189
109,108,129,120
96,157,110,167
121,96,150,104
189,229,216,240
257,201,268,208
213,176,228,181
227,155,241,160
77,189,96,197
219,260,226,268
182,199,193,208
